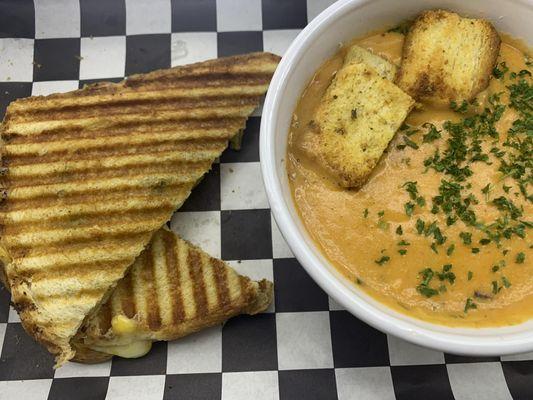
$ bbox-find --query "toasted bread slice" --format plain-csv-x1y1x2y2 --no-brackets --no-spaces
396,10,501,105
344,45,397,81
314,62,414,188
0,52,279,366
72,228,273,363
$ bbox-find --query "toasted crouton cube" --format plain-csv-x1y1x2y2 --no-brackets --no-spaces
315,62,415,188
396,10,501,105
344,45,398,81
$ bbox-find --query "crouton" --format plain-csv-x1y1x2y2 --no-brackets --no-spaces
396,10,501,105
344,45,398,81
315,62,415,188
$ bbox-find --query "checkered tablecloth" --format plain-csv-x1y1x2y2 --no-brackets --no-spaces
0,0,531,399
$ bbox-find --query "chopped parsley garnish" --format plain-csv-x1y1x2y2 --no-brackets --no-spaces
416,268,439,298
492,62,509,79
450,100,469,113
516,252,526,264
459,232,472,245
422,123,442,143
471,247,480,254
363,208,369,218
467,271,473,281
404,202,415,216
398,249,407,255
375,255,390,265
396,225,403,235
446,244,455,256
502,276,512,288
464,298,477,313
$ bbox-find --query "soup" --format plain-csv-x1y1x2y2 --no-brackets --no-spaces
287,30,532,327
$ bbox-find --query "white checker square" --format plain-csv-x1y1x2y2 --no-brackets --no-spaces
171,33,217,67
34,0,80,38
0,323,6,354
328,297,345,311
221,162,268,210
8,306,20,323
126,0,171,35
228,259,274,312
306,0,337,21
32,80,79,96
106,375,165,400
54,360,112,378
170,211,221,259
276,311,333,370
263,30,301,56
387,335,445,366
0,380,52,400
271,214,294,259
501,351,533,361
216,0,262,32
80,37,126,80
0,39,34,82
222,371,279,400
335,367,396,400
167,325,222,374
447,362,513,400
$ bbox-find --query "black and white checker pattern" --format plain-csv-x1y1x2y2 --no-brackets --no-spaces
0,1,531,399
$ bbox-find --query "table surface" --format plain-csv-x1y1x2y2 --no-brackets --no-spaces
0,1,531,399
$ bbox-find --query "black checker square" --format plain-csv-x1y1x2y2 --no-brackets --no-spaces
110,340,167,376
80,0,126,37
444,353,500,364
217,32,263,58
221,209,272,260
279,369,338,400
220,117,261,163
164,373,221,400
78,77,124,89
329,310,389,367
125,34,171,76
274,258,329,312
0,0,34,38
0,323,55,380
171,0,217,32
502,361,533,400
262,0,308,30
0,286,9,323
180,164,221,211
391,365,454,400
222,313,277,372
33,38,80,81
0,82,32,120
47,377,109,400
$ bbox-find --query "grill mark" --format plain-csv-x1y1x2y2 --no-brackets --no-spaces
188,247,208,318
120,271,136,319
23,259,143,283
3,161,211,188
2,183,190,212
1,207,176,235
5,140,225,167
1,200,179,226
3,118,245,145
125,73,273,89
211,259,231,313
164,233,185,324
11,94,262,120
142,246,162,330
239,276,253,306
35,287,106,302
6,228,157,256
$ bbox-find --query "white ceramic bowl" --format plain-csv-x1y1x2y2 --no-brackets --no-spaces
260,0,533,356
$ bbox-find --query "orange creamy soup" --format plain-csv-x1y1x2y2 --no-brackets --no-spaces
287,30,532,327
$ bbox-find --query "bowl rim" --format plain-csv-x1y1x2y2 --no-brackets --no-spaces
260,0,533,356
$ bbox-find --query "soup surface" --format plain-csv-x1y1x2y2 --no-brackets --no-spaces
287,30,532,327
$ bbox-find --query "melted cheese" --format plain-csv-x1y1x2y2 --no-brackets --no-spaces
90,315,152,358
287,31,532,327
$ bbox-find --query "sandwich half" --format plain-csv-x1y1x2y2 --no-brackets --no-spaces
72,228,273,363
0,52,280,365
